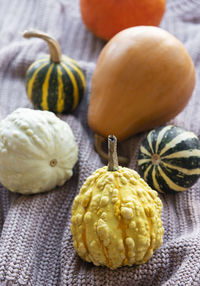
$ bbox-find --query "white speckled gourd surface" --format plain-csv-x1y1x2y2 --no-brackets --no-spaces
0,0,200,285
0,108,78,194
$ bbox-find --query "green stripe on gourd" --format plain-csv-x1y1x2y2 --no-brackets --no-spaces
66,62,85,101
138,125,200,193
60,64,74,113
23,29,86,114
31,64,50,109
47,64,59,112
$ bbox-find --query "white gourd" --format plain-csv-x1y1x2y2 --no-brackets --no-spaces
0,108,78,194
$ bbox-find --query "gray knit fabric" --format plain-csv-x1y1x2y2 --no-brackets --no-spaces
0,0,200,285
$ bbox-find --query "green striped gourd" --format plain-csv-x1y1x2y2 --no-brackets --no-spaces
138,125,200,193
22,30,86,113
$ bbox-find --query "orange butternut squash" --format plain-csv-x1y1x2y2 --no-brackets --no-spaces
88,26,195,141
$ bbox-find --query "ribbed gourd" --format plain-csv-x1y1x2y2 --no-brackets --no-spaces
138,125,200,193
22,30,86,113
71,135,164,269
0,108,78,194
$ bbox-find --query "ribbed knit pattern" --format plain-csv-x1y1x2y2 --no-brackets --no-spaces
0,0,200,285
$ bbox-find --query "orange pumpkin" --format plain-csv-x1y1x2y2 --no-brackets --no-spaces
80,0,166,41
88,26,196,141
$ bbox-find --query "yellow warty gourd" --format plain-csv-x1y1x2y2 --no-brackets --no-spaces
71,135,164,269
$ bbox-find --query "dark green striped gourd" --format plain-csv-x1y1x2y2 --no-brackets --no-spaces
138,125,200,193
23,30,86,113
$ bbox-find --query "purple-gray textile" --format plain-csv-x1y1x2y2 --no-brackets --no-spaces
0,0,200,285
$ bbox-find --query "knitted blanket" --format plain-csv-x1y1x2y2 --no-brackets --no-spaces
0,0,200,285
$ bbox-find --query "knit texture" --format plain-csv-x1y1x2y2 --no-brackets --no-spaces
0,0,200,285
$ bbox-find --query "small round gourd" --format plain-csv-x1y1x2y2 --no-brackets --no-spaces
71,135,164,269
80,0,166,41
0,108,78,194
138,125,200,193
23,30,86,113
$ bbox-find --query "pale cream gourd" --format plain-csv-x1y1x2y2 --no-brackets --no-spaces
0,108,78,194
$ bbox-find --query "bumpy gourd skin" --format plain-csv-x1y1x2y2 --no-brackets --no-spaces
71,166,164,269
0,108,78,194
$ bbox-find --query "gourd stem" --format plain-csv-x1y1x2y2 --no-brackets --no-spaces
22,29,61,63
108,135,119,171
94,134,129,165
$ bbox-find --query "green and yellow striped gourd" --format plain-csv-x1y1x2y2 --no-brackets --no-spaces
23,30,86,113
138,125,200,193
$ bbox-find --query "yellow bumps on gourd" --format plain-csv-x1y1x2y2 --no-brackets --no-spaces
71,166,164,269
